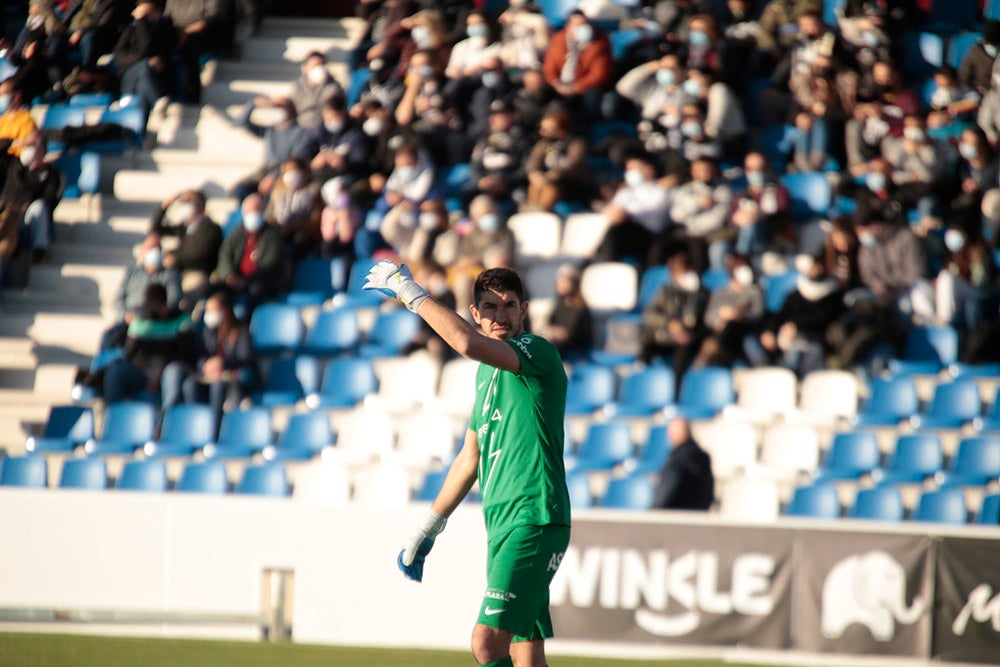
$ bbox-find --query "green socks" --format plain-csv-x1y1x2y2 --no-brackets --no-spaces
480,658,514,667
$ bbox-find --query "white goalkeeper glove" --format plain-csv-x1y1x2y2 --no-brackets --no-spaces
397,508,446,583
362,260,429,313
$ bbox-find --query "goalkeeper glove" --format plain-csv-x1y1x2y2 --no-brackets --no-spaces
362,260,429,313
398,508,446,582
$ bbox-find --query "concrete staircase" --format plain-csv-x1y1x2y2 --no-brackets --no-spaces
0,16,365,454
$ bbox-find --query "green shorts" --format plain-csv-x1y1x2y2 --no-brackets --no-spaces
476,524,571,642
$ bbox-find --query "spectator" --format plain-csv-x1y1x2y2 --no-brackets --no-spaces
541,10,613,121
112,1,176,119
363,142,436,259
846,156,906,228
512,67,555,133
855,217,930,320
726,151,793,261
0,132,61,264
667,158,733,271
9,0,63,103
385,9,451,85
67,0,127,69
394,48,467,164
235,96,312,198
216,194,287,312
497,0,549,71
290,51,344,129
682,66,747,157
0,80,38,157
102,282,192,404
640,251,709,392
464,54,516,141
977,85,1000,149
683,13,724,74
160,289,259,423
265,157,322,257
756,0,823,62
165,0,229,104
880,113,950,220
928,65,980,138
149,190,222,291
442,10,499,107
845,60,920,168
307,95,370,182
523,108,590,211
959,20,1000,95
467,99,530,203
538,263,593,361
318,176,361,262
617,54,694,153
930,225,996,331
694,254,764,367
949,128,997,237
823,217,861,290
380,195,450,265
651,417,714,511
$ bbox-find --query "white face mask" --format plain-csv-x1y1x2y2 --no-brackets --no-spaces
574,24,593,44
363,117,385,136
203,310,223,330
243,211,264,232
307,65,327,86
794,254,815,274
675,270,700,292
173,202,195,221
477,213,500,232
903,126,925,143
282,169,305,189
143,247,162,270
19,146,38,167
944,229,966,253
418,212,441,230
324,118,344,134
624,170,646,187
274,109,290,125
733,265,754,287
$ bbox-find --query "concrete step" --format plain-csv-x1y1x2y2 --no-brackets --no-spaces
236,34,355,66
257,17,364,40
47,242,137,268
28,312,108,360
112,164,250,201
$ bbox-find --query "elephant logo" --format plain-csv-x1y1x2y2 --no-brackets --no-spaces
821,550,926,641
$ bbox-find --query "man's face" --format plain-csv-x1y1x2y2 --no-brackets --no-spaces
471,289,527,340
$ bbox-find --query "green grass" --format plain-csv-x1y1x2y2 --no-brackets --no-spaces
0,633,778,667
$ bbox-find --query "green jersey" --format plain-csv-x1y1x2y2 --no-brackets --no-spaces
468,333,571,538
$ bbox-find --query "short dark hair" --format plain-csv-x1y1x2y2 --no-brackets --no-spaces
144,283,168,305
474,268,525,306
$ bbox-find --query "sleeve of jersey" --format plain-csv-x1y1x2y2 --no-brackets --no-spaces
506,334,560,378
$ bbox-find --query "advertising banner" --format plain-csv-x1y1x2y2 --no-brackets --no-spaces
549,517,794,648
933,536,1000,664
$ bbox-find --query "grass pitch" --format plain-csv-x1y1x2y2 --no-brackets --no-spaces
0,632,783,667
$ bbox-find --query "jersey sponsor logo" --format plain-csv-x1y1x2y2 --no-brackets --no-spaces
485,587,515,601
512,335,533,359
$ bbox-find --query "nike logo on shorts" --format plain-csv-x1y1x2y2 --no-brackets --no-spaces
484,607,505,616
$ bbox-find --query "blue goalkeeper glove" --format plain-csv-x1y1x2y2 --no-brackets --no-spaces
398,509,447,582
362,260,429,313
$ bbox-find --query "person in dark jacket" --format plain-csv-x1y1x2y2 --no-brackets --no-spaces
215,193,287,314
149,189,223,299
538,263,593,361
958,20,1000,95
112,1,177,118
652,417,715,511
0,132,62,263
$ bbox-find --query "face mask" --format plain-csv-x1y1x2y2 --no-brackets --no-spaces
858,231,877,247
477,213,500,232
324,118,344,134
19,146,38,167
395,165,416,180
746,170,765,187
574,24,593,44
482,71,501,88
903,127,925,143
282,169,304,189
944,229,966,253
655,69,675,87
862,30,879,47
143,247,162,270
733,265,754,287
307,65,327,86
682,79,702,97
203,310,223,330
173,202,195,221
467,24,488,38
985,44,999,59
418,212,441,230
794,254,815,274
363,117,384,136
624,169,646,187
681,121,701,138
243,211,264,232
688,30,709,47
660,112,681,127
274,109,290,125
419,65,435,79
866,172,886,192
675,270,700,292
411,25,430,47
959,142,978,160
0,94,10,114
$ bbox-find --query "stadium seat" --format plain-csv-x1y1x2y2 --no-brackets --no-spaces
936,436,1000,487
307,357,378,409
235,464,290,497
580,262,638,315
357,308,422,358
787,369,860,425
564,364,617,416
718,476,780,521
559,212,608,260
725,366,797,424
758,424,821,481
58,457,107,490
0,455,47,488
890,325,959,375
352,463,410,507
875,433,944,485
566,471,594,509
263,411,333,462
817,431,881,481
25,405,94,453
338,257,383,308
849,485,905,522
95,101,146,152
346,67,372,105
249,304,305,356
786,483,841,519
255,356,321,408
901,32,944,81
569,421,634,472
762,271,800,313
506,211,562,263
54,151,101,215
394,412,458,469
627,424,672,474
599,473,655,510
326,407,396,466
913,380,982,429
285,257,345,306
605,365,674,417
68,91,113,107
976,493,1000,525
175,461,229,494
912,488,968,524
674,366,735,419
40,104,86,131
204,406,273,459
700,420,758,479
413,469,449,503
366,353,441,414
524,261,564,301
292,460,351,505
974,391,1000,433
635,266,671,312
144,404,217,457
780,171,831,221
424,356,479,418
701,267,730,291
948,362,1000,380
853,376,919,426
301,307,360,357
609,28,642,60
115,459,168,492
947,31,983,68
85,401,157,455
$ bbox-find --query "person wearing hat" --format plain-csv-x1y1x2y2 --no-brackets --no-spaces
467,98,530,203
959,20,1000,95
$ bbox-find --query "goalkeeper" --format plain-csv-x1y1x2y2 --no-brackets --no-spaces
364,261,571,667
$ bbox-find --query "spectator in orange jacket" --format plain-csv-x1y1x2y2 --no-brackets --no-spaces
542,11,612,121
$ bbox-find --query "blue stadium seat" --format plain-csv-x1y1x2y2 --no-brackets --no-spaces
606,366,674,417
235,464,290,497
876,433,944,485
537,0,578,27
823,0,847,27
115,459,168,492
937,436,1000,487
566,472,593,509
902,32,944,81
570,421,634,472
284,257,345,306
145,404,217,457
346,67,372,106
338,257,383,308
701,267,730,292
599,473,655,510
85,401,156,455
204,406,273,459
912,488,967,524
786,483,841,519
301,307,360,357
264,411,333,461
628,424,672,474
54,151,101,202
949,362,1000,379
95,101,146,152
976,493,1000,525
973,390,1000,433
854,377,919,426
947,32,982,68
68,92,114,107
249,304,305,356
414,469,449,502
817,431,880,481
609,28,642,60
358,308,421,358
889,326,959,375
675,366,735,419
25,405,94,453
175,461,228,494
636,266,671,311
780,171,831,221
762,270,800,313
255,356,321,407
308,357,378,409
849,485,905,522
40,104,86,130
565,364,617,416
58,457,107,490
913,380,982,429
0,455,47,488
